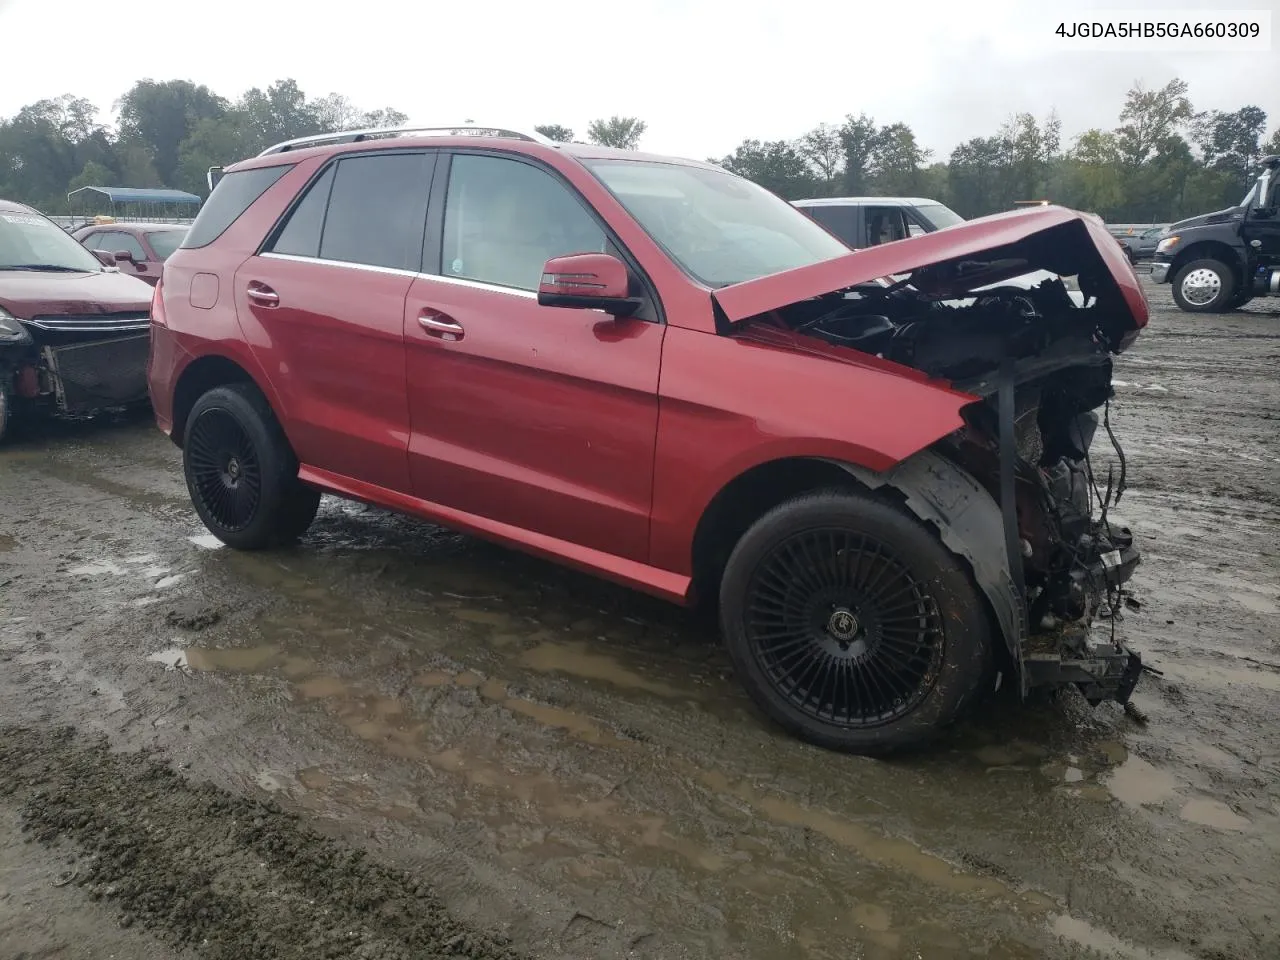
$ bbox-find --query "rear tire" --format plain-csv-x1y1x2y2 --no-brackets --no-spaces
1171,258,1235,313
719,489,991,755
182,383,320,550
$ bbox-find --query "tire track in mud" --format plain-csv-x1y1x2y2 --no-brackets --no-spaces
1,726,527,960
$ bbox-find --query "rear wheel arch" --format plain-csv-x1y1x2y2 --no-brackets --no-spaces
171,354,277,449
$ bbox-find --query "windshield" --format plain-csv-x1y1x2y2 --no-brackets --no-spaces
914,202,965,230
146,229,188,260
0,210,103,272
583,159,849,287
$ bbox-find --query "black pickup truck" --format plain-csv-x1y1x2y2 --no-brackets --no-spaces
1150,155,1280,312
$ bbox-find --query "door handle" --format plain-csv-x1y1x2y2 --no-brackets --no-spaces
247,281,279,307
418,310,464,340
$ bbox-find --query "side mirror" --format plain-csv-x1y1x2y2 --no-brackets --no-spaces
537,253,641,317
114,250,136,264
207,166,224,192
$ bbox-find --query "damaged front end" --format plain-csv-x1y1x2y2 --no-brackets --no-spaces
0,313,151,436
714,206,1150,708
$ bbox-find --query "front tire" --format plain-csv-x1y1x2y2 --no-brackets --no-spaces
1171,258,1235,313
1227,289,1254,310
719,489,992,755
182,383,320,550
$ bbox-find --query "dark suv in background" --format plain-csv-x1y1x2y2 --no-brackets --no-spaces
793,196,966,248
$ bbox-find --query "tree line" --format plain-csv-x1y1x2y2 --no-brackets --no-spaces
712,80,1279,223
1,76,1275,223
0,77,648,213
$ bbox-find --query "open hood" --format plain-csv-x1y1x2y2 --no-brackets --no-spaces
712,206,1148,346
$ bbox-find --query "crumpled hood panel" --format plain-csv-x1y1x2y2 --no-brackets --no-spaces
712,206,1148,341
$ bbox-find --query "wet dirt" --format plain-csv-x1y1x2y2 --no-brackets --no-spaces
1,279,1278,959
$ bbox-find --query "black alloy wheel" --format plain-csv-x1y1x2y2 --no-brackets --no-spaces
186,407,263,533
744,530,946,728
720,489,992,754
181,383,320,550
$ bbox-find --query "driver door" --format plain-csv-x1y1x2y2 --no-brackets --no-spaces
1244,180,1280,265
403,152,665,562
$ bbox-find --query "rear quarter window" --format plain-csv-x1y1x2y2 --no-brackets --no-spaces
182,164,293,249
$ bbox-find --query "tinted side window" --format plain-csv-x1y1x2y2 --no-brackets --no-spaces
78,231,103,250
109,232,147,259
182,164,293,249
805,206,858,247
319,153,432,271
441,154,607,291
863,207,908,245
267,165,336,258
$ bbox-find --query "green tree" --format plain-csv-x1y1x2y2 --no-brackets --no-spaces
947,136,1009,216
1060,129,1124,215
587,116,646,150
175,112,257,194
116,80,227,186
237,79,322,150
870,123,930,195
361,108,408,128
838,113,879,193
1264,128,1280,157
1114,79,1192,168
66,160,113,195
1194,106,1268,193
798,123,843,194
535,124,574,142
116,144,162,189
717,139,816,198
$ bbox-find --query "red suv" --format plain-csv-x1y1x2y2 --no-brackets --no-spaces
148,125,1150,753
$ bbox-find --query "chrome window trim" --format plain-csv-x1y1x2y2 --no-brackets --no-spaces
259,252,538,299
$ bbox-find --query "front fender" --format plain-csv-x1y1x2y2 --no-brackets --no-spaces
648,325,977,575
833,450,1026,687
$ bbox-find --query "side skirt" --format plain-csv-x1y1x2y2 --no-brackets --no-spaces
296,465,693,606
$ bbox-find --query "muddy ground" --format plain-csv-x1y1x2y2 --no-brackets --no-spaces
1,277,1277,960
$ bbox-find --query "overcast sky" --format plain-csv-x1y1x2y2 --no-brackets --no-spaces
1,0,1276,162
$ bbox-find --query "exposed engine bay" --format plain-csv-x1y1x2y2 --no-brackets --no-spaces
744,272,1146,705
767,274,1112,388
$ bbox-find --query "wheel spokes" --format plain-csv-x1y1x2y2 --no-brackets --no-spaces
187,409,261,533
745,529,946,729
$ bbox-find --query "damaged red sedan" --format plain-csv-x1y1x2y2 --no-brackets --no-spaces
148,125,1148,754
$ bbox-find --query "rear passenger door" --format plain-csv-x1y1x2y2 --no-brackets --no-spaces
235,150,436,494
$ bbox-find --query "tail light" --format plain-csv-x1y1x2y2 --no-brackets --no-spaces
150,278,167,327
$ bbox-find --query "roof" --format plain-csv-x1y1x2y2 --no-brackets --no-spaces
66,186,202,206
73,221,190,234
792,197,942,207
229,132,718,174
0,198,37,214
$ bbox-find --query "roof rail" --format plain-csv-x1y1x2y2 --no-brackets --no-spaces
257,124,556,157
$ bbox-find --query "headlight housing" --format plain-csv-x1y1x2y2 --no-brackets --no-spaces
0,305,31,343
1155,235,1180,254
